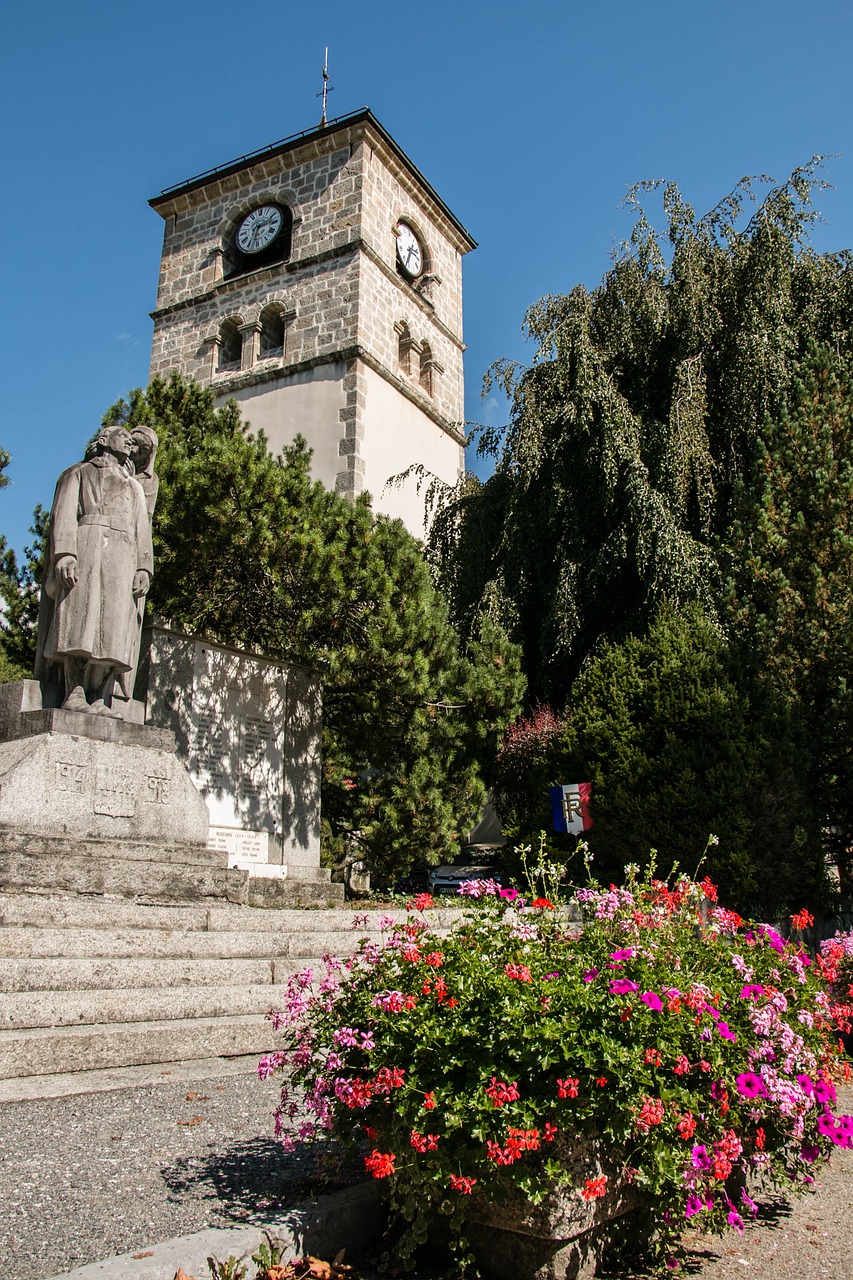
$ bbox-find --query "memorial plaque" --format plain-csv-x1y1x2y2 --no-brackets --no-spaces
208,826,269,861
140,627,322,880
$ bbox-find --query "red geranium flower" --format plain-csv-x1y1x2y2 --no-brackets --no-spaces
365,1149,396,1178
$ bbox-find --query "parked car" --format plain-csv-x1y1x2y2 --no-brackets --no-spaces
427,847,504,896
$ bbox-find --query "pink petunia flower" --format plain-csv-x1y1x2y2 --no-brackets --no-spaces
735,1072,767,1099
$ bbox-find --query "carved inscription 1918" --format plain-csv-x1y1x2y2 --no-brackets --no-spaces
52,760,173,816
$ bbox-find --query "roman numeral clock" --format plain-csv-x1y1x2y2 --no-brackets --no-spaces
148,109,476,536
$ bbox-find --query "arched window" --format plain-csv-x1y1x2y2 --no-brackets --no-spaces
259,306,286,360
419,341,434,397
217,319,242,372
397,322,414,376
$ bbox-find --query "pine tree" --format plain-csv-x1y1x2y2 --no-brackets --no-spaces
0,506,47,678
106,374,524,879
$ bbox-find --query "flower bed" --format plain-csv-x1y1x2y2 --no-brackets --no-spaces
265,859,852,1274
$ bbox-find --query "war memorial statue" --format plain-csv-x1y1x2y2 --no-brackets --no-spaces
35,424,153,717
0,419,328,894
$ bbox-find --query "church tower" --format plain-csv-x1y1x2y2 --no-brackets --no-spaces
148,110,475,536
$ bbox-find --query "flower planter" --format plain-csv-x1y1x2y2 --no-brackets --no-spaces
464,1134,648,1280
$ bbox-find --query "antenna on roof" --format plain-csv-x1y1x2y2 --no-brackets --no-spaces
318,48,334,127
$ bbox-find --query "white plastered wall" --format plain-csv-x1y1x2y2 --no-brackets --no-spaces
216,363,347,492
360,364,464,537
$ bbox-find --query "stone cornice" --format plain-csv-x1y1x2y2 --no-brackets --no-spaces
209,345,465,447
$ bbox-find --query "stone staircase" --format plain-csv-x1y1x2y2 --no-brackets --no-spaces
0,834,459,1099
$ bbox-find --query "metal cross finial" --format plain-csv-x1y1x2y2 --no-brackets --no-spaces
318,48,334,126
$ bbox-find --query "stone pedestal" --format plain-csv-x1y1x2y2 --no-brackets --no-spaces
0,680,209,844
136,626,325,884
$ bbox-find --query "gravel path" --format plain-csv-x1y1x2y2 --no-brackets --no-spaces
0,1070,341,1280
2,1075,851,1280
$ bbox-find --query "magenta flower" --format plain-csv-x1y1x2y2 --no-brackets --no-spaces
741,1190,759,1218
800,1144,820,1163
796,1074,814,1095
610,948,635,961
716,1021,737,1041
758,924,785,953
817,1113,836,1138
813,1079,837,1106
582,968,599,982
684,1193,704,1218
691,1144,712,1171
640,991,663,1012
735,1072,767,1099
739,984,765,999
727,1209,744,1233
499,887,519,901
609,978,639,995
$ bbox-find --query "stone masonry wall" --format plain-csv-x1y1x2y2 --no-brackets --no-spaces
150,141,363,385
356,138,466,427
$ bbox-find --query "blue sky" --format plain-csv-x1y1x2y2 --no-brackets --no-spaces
1,0,851,555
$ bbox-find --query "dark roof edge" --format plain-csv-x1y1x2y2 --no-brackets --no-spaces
149,107,477,250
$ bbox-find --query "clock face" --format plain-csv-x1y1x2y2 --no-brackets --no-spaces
236,205,284,254
396,222,423,277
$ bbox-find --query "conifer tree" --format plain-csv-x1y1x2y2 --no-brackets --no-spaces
491,607,825,915
104,374,524,879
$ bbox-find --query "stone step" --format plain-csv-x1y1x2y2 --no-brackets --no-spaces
0,851,250,904
0,894,210,932
0,893,463,934
0,982,284,1029
0,1013,276,1078
0,927,344,960
0,829,225,867
0,955,289,992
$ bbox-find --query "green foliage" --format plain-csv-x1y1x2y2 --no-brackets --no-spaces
428,163,853,906
270,868,848,1272
106,374,524,879
428,160,853,704
0,506,47,680
724,343,853,884
206,1253,249,1280
495,607,825,915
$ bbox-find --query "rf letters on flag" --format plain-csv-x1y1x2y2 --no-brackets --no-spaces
550,783,593,834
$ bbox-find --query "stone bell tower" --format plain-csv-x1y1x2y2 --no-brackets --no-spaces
148,109,476,537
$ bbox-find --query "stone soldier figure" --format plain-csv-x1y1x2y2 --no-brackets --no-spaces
37,424,153,716
129,425,159,520
115,425,160,704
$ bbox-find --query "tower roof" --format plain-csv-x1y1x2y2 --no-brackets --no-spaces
149,108,476,251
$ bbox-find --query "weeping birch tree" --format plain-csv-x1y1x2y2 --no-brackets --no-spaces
429,159,853,706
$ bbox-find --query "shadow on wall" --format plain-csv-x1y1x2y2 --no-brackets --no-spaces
136,625,321,865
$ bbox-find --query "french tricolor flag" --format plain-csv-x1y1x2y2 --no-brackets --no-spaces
550,783,593,834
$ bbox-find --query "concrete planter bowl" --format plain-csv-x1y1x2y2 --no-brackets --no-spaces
463,1132,649,1280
